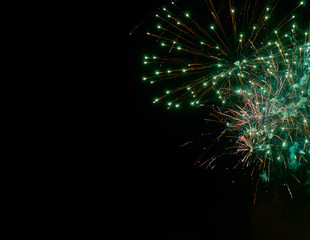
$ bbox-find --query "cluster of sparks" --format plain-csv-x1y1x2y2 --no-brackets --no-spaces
141,0,310,200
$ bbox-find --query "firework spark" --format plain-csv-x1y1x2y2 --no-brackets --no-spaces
212,34,310,201
143,0,306,108
141,0,310,200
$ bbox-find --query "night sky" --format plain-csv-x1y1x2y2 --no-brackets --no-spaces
5,2,92,238
126,0,310,239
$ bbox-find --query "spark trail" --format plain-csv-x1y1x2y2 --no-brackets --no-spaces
141,0,310,200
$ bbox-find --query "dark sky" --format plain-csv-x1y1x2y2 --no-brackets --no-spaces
5,2,92,238
125,1,310,239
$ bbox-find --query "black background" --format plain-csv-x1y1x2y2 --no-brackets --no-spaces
5,2,92,239
125,0,310,239
3,0,310,239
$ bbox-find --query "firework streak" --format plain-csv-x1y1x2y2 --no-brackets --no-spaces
141,0,310,201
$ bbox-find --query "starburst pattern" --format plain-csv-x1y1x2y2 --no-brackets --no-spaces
141,0,310,200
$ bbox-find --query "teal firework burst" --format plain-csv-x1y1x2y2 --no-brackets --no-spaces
214,31,310,191
142,0,307,109
140,0,310,200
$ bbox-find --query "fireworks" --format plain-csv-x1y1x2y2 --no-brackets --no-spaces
215,32,310,201
141,0,310,199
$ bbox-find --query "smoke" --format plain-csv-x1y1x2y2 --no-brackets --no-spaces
288,142,301,171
